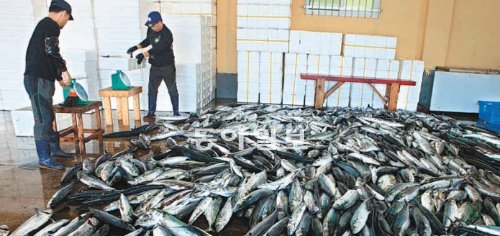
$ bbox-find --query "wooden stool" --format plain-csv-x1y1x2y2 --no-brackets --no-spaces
99,86,142,126
53,101,104,155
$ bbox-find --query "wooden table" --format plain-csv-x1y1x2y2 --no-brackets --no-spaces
53,101,104,154
300,74,417,111
99,86,142,126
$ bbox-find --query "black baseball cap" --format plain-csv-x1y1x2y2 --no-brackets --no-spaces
50,0,74,20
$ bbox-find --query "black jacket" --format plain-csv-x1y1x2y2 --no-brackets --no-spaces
140,24,175,67
24,17,67,81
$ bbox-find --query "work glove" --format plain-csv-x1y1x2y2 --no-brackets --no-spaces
136,53,145,65
127,45,138,56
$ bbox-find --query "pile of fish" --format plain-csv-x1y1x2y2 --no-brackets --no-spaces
6,104,500,236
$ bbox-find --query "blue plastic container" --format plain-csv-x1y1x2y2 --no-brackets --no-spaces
477,119,500,136
478,101,500,124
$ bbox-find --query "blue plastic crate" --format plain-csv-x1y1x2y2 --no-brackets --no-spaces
477,119,500,136
478,101,500,124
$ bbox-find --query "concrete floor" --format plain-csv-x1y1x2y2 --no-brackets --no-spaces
0,109,146,230
0,99,249,234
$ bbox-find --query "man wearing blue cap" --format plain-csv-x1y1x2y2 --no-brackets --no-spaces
127,11,179,120
24,0,75,170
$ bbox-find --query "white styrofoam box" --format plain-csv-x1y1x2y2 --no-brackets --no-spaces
99,69,116,85
241,5,290,18
99,57,146,71
238,51,264,103
375,59,400,79
259,52,283,104
93,0,141,18
237,28,289,52
351,58,378,108
343,34,397,60
160,1,216,15
60,20,97,51
238,0,291,5
282,94,304,106
283,53,307,105
307,55,330,75
66,61,98,79
0,90,31,110
397,60,424,111
371,84,387,109
353,58,377,80
10,107,34,136
325,56,353,108
237,92,259,103
237,17,290,29
62,50,98,62
10,107,74,136
163,15,213,63
430,71,500,113
289,31,342,55
122,69,145,86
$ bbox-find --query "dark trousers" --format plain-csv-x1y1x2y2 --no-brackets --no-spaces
24,75,57,141
148,64,179,112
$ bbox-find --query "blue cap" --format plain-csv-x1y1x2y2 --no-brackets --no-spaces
50,0,74,20
145,11,162,27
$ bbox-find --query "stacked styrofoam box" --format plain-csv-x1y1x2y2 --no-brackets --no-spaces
397,60,424,111
60,0,97,51
157,15,216,111
237,0,291,53
93,0,142,56
159,0,217,22
237,51,260,103
343,34,397,60
98,57,146,71
11,107,73,137
351,58,377,108
283,53,307,106
306,55,330,106
164,15,211,64
0,0,38,110
156,63,203,112
373,59,400,108
237,28,289,52
259,52,283,104
289,31,342,55
326,56,353,108
63,50,99,79
237,0,290,29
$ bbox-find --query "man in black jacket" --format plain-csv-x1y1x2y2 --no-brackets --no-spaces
24,0,74,170
127,11,179,120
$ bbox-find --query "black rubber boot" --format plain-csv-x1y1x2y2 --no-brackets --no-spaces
144,95,157,120
49,132,73,158
170,93,180,116
36,140,64,170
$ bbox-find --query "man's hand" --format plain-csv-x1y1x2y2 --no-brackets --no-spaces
136,53,145,65
60,71,71,88
58,80,69,88
127,45,139,56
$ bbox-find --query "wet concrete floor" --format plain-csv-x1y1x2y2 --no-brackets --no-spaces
0,100,248,235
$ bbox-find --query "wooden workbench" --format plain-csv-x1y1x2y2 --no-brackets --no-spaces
300,74,417,111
